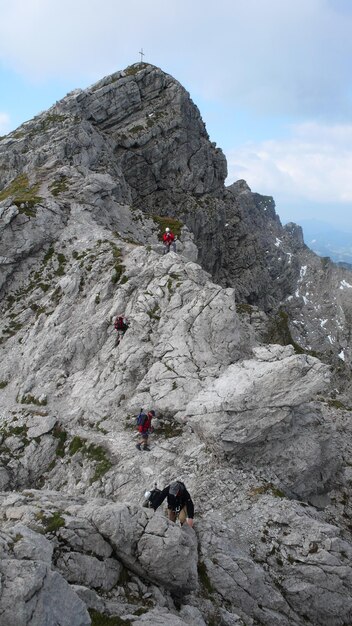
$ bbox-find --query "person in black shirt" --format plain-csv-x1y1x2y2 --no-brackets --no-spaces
152,481,194,527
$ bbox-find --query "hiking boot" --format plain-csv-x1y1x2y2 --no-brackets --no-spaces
142,445,151,452
135,443,141,451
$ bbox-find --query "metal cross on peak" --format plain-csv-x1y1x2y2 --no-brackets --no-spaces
139,48,145,63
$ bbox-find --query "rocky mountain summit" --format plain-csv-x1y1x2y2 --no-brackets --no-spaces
0,63,352,625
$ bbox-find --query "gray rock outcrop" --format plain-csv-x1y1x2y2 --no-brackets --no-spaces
0,559,90,626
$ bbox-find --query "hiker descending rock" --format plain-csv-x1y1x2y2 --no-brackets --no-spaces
136,409,155,451
162,227,176,254
114,315,129,346
152,480,194,527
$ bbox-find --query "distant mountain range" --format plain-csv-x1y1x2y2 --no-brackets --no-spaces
298,218,352,267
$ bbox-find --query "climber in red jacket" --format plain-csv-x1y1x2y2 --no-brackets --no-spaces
162,227,176,254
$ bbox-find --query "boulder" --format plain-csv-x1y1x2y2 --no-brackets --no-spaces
184,345,334,497
89,502,198,593
0,559,90,626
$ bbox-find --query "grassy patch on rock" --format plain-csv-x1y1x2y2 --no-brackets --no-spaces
43,245,55,265
18,394,47,406
129,124,145,134
326,398,351,410
49,175,69,197
147,304,160,321
0,423,29,442
51,286,63,305
123,63,147,76
264,309,320,358
2,319,23,338
35,510,65,533
39,113,67,132
0,173,42,215
68,436,112,483
53,425,68,457
89,609,132,626
112,264,126,284
55,252,67,276
197,560,215,596
236,303,255,315
156,420,183,439
87,443,113,483
152,215,183,239
30,303,47,318
69,435,85,456
249,482,286,498
109,243,126,284
320,256,331,270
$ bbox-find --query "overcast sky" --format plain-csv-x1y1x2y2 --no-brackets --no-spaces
1,0,351,231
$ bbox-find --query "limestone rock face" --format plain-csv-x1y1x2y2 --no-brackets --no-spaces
77,66,227,200
89,502,198,592
223,182,352,371
197,497,352,626
0,62,352,625
0,559,90,626
184,344,335,497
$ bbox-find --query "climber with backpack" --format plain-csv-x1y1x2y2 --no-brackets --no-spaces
150,480,194,527
162,227,176,254
114,314,129,346
135,409,155,452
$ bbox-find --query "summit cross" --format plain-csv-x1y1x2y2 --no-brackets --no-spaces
139,48,145,62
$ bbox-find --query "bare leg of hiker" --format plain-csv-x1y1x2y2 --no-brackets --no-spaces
142,433,150,451
178,505,187,525
136,433,150,451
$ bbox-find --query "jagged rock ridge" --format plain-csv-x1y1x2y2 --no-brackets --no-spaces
0,63,352,625
1,63,351,372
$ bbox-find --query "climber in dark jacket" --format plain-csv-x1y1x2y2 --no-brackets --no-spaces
114,315,129,346
152,481,194,527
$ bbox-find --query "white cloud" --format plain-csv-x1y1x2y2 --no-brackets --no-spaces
0,0,352,119
0,1,351,229
0,0,173,81
226,122,352,210
0,112,11,134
